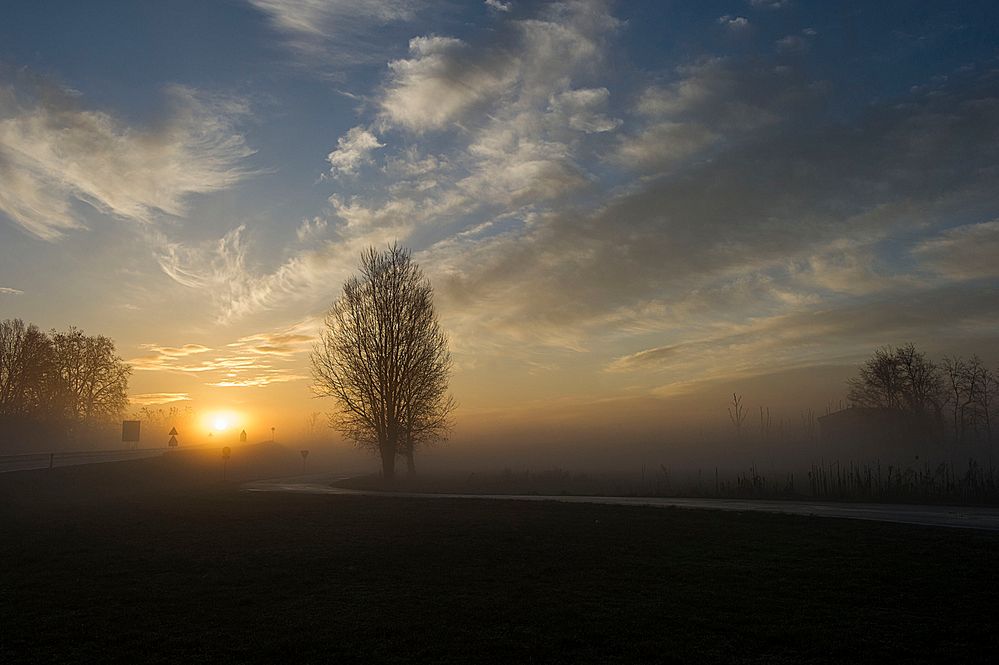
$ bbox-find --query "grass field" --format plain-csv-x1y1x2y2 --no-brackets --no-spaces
2,449,998,663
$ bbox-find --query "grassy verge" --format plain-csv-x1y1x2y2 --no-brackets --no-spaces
1,458,998,663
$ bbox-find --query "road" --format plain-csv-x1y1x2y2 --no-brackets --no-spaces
0,448,166,473
243,476,999,531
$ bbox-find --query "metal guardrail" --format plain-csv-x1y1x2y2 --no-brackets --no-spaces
0,447,171,473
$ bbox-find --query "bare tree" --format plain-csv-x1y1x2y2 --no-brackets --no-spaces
305,411,322,437
728,393,747,437
50,327,131,432
0,319,61,418
2,319,129,450
311,245,454,479
848,344,943,417
942,356,967,442
848,346,903,410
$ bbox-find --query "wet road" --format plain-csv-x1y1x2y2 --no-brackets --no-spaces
243,476,999,531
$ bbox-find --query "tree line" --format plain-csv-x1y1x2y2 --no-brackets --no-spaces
0,319,130,452
724,343,997,449
847,343,996,445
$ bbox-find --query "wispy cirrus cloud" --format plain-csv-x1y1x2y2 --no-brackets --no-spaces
0,286,23,295
248,0,428,67
129,392,192,406
0,79,256,241
913,220,999,281
130,319,317,388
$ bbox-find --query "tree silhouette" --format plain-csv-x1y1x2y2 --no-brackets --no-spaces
847,344,943,417
311,245,454,479
50,327,131,430
1,319,130,450
728,393,747,437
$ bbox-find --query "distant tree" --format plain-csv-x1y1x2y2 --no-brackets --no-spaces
311,245,454,479
0,319,61,418
847,344,943,417
942,356,996,445
728,393,747,437
305,411,322,437
942,356,967,442
50,327,131,433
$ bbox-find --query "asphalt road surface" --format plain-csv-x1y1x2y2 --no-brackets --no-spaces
0,448,166,473
243,476,999,531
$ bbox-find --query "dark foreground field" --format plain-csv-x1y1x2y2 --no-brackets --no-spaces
2,449,998,664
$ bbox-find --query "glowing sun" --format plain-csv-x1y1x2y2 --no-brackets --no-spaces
213,416,230,432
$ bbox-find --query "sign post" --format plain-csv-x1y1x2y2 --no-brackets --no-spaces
222,446,231,480
300,449,309,474
122,421,141,449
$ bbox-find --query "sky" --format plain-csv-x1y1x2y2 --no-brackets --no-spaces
1,0,999,447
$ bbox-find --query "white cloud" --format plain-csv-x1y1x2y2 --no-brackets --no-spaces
296,216,328,241
548,87,621,133
0,287,24,295
615,122,717,171
249,0,424,65
718,15,750,29
380,36,516,132
485,0,512,11
327,126,384,175
0,83,254,240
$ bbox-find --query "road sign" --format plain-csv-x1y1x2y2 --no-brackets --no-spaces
168,427,178,436
121,420,140,443
222,447,231,460
239,429,247,443
300,450,309,460
168,435,178,447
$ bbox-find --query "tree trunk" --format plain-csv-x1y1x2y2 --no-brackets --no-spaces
406,447,416,476
380,444,396,480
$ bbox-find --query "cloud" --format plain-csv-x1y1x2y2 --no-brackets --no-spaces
379,1,619,132
607,283,999,388
913,220,999,280
776,34,810,54
296,216,328,241
158,0,999,394
749,0,789,9
380,36,517,132
248,0,425,66
327,126,384,175
718,15,750,30
485,0,512,12
0,287,23,295
548,87,621,133
430,69,999,361
129,393,192,406
0,81,255,240
130,319,316,389
613,57,812,171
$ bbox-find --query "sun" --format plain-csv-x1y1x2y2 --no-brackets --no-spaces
213,416,230,432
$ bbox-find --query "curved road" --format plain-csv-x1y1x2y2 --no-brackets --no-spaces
243,476,999,531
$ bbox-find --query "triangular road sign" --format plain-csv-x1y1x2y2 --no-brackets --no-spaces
168,435,178,446
168,427,179,436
